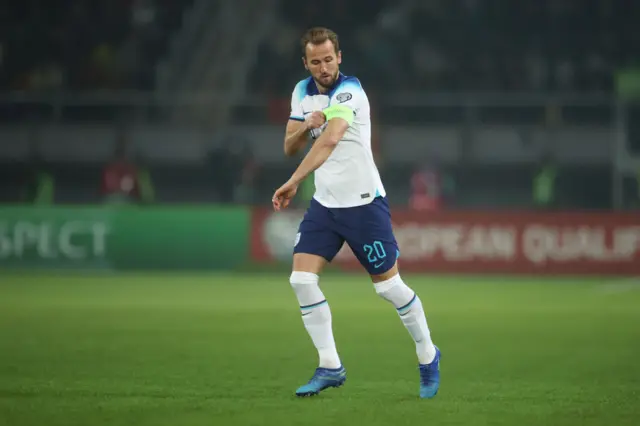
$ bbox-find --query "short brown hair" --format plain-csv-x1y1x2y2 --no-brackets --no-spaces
300,27,340,57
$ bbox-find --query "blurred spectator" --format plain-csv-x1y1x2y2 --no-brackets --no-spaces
409,156,453,211
234,144,260,205
616,64,640,100
23,151,54,205
101,134,154,204
532,152,558,209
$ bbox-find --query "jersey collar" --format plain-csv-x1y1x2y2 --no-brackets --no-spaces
306,72,346,97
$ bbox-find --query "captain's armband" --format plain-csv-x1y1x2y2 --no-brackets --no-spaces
322,105,354,126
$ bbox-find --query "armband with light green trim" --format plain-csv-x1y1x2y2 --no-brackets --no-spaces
323,105,354,126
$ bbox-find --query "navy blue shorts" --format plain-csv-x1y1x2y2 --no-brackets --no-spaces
293,196,399,275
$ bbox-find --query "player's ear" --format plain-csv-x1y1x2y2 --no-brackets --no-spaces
337,51,342,65
302,57,308,71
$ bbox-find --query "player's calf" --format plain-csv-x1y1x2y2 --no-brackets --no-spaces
373,273,436,363
290,271,346,396
373,273,440,397
289,271,342,369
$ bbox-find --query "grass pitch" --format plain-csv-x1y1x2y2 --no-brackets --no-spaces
0,272,638,426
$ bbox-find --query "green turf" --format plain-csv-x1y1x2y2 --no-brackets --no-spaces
1,273,639,426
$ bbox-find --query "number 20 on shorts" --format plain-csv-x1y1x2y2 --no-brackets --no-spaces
363,240,387,264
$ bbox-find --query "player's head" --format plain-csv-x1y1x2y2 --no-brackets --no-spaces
301,27,342,90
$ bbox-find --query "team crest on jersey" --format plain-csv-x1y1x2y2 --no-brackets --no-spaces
336,92,352,103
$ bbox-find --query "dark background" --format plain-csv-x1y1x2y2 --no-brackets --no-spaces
1,0,639,209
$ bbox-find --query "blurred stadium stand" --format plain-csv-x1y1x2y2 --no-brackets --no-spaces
1,0,639,209
252,0,635,95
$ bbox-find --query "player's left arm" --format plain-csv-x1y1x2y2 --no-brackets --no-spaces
287,104,353,185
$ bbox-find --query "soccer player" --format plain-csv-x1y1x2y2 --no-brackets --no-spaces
272,27,441,398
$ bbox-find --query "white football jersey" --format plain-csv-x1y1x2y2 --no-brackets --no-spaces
289,73,386,208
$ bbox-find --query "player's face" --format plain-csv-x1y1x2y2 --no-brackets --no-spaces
303,40,342,91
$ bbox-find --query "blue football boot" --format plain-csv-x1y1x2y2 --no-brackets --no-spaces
295,366,347,397
419,346,441,398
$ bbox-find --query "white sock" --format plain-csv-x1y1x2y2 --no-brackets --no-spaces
289,271,341,369
375,274,436,365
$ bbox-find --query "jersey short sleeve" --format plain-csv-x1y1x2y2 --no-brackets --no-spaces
289,80,306,122
328,78,364,118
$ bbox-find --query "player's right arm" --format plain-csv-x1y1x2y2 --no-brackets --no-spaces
284,113,325,157
284,81,326,157
283,119,309,157
284,81,308,157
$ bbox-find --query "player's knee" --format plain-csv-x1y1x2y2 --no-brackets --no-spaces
289,271,319,290
289,271,325,308
373,273,402,297
373,273,415,307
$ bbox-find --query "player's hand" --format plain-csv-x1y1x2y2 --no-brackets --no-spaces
305,111,326,130
272,179,299,211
